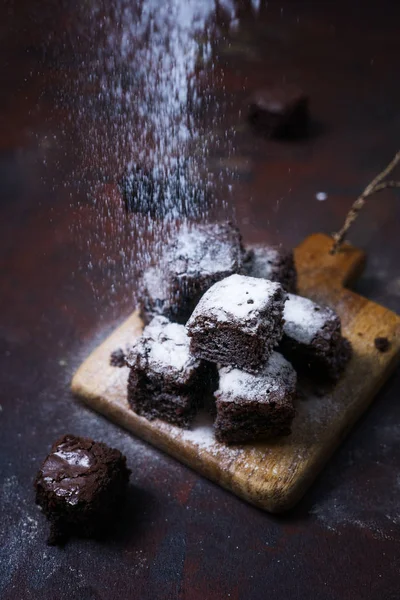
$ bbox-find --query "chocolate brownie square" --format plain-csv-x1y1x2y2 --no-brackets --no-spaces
248,84,309,139
279,294,352,381
214,352,297,443
34,434,130,545
186,274,286,373
110,348,127,367
126,316,216,427
140,221,244,325
243,244,297,293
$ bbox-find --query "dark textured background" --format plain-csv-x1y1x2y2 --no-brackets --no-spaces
1,1,400,598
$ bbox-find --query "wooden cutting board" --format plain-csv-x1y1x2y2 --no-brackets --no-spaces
71,234,400,513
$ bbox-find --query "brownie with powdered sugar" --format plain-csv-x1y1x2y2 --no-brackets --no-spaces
126,316,216,427
140,221,245,325
186,274,286,374
243,244,297,293
214,352,297,443
279,294,352,381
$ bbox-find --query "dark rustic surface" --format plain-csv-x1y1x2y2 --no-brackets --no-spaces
1,1,400,599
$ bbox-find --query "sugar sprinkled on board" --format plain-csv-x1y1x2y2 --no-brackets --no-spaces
163,412,248,465
283,294,337,345
66,0,242,314
179,412,216,450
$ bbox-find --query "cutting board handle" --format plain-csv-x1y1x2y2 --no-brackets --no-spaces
295,233,366,294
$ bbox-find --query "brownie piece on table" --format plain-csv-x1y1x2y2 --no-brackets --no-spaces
214,352,297,443
140,221,244,325
243,244,297,293
187,274,286,373
110,348,127,367
248,85,309,139
279,294,352,381
126,316,216,427
34,434,130,545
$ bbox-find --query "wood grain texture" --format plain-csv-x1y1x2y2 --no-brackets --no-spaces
71,233,400,512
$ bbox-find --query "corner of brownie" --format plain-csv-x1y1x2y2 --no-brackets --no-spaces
214,352,297,443
243,243,297,293
374,336,390,353
126,316,216,427
34,434,130,545
187,274,286,373
139,264,194,325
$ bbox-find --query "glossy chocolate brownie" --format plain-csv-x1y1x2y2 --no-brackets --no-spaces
140,221,245,325
126,316,216,427
187,274,286,373
34,434,130,545
248,84,309,139
279,294,352,381
214,352,297,443
243,243,297,293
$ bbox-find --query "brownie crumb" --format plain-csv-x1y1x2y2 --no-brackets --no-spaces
126,316,217,427
374,337,390,353
110,348,126,367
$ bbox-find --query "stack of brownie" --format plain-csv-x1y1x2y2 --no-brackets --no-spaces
122,222,351,444
186,273,297,442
